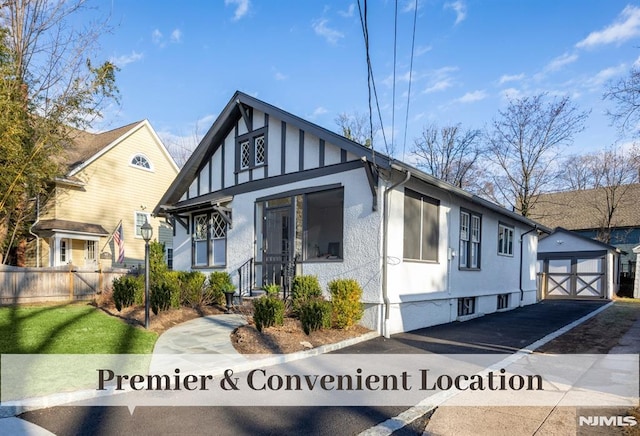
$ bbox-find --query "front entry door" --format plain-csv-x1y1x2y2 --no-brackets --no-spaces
263,206,292,286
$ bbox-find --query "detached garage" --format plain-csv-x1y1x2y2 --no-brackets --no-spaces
538,228,620,300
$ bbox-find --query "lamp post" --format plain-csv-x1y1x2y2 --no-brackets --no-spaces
140,220,153,329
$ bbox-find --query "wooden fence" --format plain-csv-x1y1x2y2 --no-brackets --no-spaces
0,266,129,304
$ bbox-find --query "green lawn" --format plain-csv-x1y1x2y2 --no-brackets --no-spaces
0,303,158,354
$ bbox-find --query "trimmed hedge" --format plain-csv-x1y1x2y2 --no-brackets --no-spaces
298,298,332,335
329,278,364,329
253,296,285,332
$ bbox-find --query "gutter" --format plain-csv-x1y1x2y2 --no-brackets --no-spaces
382,166,411,338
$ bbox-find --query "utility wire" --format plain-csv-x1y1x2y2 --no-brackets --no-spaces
402,0,419,161
391,0,398,157
357,0,389,158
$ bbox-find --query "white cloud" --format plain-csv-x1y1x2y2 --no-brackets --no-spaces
313,19,344,44
444,1,467,25
415,45,432,56
110,51,144,68
402,0,422,13
152,29,163,46
424,79,453,94
275,72,287,81
498,73,525,85
544,52,579,73
576,5,640,49
500,87,523,101
420,66,458,93
454,90,488,104
309,106,328,119
338,4,355,18
170,29,182,43
225,0,250,21
584,63,628,88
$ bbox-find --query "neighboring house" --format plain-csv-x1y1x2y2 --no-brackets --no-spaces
530,185,640,279
28,120,179,269
155,91,544,336
538,228,620,300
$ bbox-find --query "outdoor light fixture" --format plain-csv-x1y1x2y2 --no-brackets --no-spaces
141,220,153,329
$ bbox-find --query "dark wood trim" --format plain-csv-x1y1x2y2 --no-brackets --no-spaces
172,160,363,211
238,102,252,131
256,183,342,203
319,139,325,167
281,121,286,175
299,129,305,172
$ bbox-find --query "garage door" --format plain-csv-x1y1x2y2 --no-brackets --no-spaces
542,255,605,299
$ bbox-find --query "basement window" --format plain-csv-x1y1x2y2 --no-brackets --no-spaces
497,293,509,310
458,297,476,317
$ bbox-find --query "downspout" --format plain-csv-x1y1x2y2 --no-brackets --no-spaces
519,225,538,303
382,167,411,338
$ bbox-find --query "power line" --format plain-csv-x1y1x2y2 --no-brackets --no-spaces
357,0,389,158
402,0,419,161
392,0,398,157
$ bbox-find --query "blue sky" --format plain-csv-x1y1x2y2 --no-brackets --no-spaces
93,1,640,162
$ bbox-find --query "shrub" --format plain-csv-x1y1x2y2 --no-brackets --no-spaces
208,271,234,306
150,271,181,314
291,275,322,314
329,278,364,329
253,296,285,332
178,271,207,308
112,275,143,311
298,298,332,335
262,283,280,297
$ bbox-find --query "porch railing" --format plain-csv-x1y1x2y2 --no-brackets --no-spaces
237,257,254,297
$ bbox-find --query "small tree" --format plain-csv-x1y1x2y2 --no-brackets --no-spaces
412,123,484,190
485,93,588,217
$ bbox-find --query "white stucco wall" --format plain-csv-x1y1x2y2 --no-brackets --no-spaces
382,180,538,335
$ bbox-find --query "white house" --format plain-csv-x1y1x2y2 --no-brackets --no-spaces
538,228,620,300
155,91,543,336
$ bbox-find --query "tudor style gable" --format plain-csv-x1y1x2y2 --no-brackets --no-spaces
155,91,387,216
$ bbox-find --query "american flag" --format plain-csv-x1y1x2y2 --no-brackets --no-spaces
113,222,125,263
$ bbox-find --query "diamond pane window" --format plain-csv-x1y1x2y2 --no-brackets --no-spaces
211,213,227,238
194,215,208,240
255,135,265,165
240,141,251,169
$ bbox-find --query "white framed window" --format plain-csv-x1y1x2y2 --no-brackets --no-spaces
130,154,153,171
86,240,96,262
498,223,514,256
460,210,481,269
135,212,151,238
60,239,68,263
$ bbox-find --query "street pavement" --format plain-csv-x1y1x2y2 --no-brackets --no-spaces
4,298,637,435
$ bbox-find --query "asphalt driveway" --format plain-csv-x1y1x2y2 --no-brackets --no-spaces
335,299,610,355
